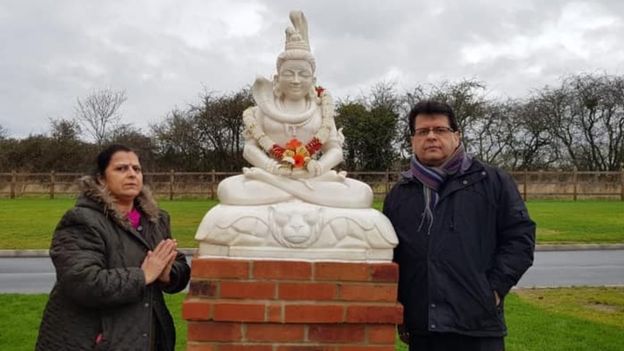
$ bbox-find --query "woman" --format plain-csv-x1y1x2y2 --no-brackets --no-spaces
36,144,190,351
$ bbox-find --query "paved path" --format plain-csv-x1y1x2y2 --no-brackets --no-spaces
1,249,623,293
0,257,55,293
517,249,624,288
0,256,192,293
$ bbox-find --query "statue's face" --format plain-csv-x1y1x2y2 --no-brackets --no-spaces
276,59,315,100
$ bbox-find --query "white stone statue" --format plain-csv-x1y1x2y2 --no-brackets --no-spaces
195,11,397,261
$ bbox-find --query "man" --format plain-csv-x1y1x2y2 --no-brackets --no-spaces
384,100,535,351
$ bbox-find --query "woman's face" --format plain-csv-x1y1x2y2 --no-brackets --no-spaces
102,151,143,202
276,59,315,101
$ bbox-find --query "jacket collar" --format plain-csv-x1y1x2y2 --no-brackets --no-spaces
77,176,160,231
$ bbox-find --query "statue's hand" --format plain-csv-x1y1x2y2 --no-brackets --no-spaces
306,159,323,177
276,167,291,176
291,168,308,179
265,159,291,176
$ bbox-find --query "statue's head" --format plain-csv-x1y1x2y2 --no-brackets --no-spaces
273,11,317,100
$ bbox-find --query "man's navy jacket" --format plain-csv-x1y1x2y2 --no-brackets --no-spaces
384,159,535,337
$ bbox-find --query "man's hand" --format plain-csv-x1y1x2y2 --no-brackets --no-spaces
397,324,409,344
141,239,177,285
494,290,501,306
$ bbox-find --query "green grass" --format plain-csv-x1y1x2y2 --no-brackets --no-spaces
526,201,624,244
0,198,75,249
0,198,218,249
0,199,622,249
0,293,188,351
0,294,49,350
3,288,622,351
505,287,624,351
158,199,219,247
514,287,624,329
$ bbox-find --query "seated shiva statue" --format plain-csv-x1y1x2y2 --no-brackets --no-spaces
217,12,372,209
196,11,396,261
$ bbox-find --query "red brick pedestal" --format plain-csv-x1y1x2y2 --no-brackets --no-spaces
183,258,403,350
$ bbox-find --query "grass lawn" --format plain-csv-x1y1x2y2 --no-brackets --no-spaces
0,198,218,249
0,198,623,249
2,287,622,351
526,201,624,244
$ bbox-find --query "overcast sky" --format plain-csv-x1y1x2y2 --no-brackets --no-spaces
1,0,623,138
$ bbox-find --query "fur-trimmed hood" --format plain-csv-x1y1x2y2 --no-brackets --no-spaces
78,176,160,230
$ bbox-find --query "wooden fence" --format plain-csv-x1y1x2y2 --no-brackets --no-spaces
1,170,623,200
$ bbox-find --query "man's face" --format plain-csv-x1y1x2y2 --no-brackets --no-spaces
411,114,460,166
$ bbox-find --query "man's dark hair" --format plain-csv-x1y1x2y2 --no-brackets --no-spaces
408,100,458,135
94,144,137,177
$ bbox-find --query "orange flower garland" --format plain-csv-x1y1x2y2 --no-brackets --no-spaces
278,138,310,168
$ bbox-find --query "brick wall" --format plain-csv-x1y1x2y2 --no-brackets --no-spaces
183,258,403,350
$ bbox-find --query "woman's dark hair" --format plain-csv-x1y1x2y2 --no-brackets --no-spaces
94,144,137,177
408,100,459,135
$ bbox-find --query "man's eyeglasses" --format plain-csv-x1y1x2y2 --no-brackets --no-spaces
413,127,456,137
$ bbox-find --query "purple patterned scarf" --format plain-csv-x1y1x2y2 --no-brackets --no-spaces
410,143,472,234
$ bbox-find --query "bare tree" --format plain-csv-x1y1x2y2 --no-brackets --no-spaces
150,88,253,171
334,81,400,171
75,88,127,145
537,74,624,171
505,99,560,170
570,74,624,171
402,79,489,158
0,124,7,139
49,118,81,142
193,89,253,171
152,110,205,171
468,101,514,165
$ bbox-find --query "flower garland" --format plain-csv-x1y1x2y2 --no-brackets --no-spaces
244,86,333,170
